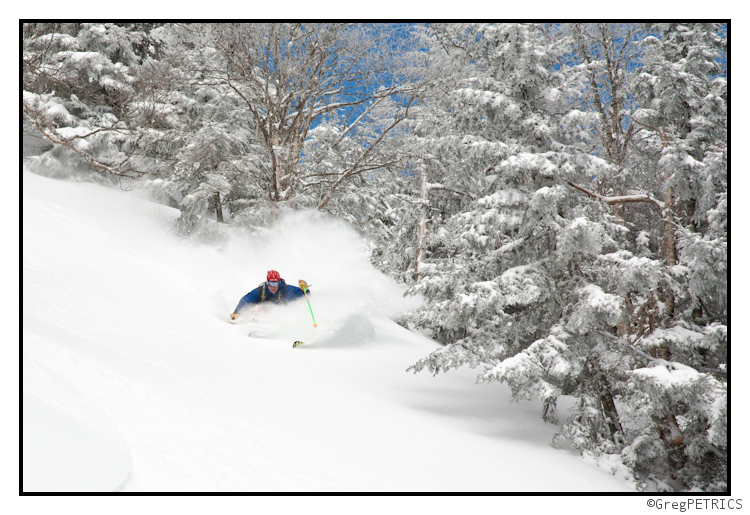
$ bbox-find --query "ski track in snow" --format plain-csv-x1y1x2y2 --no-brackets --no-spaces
22,171,635,493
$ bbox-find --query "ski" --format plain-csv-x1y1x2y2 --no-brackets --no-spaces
292,341,304,348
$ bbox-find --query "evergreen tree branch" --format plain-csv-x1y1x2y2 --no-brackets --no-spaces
23,99,148,178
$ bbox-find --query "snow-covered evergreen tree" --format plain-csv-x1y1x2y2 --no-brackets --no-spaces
23,23,178,182
616,22,728,490
401,22,727,492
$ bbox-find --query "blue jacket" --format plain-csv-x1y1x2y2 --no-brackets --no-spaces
234,280,308,313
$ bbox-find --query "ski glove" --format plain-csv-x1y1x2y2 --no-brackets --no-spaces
298,279,309,292
230,313,238,321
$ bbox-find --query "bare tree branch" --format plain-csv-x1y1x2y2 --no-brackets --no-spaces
316,99,415,211
566,179,663,213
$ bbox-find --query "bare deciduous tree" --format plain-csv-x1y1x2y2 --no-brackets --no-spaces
196,23,422,206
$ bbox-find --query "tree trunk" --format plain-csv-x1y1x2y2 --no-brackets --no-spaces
269,152,280,202
618,292,634,340
414,165,428,282
659,128,679,268
647,342,687,475
589,358,624,445
612,186,625,222
662,185,678,268
658,130,678,323
600,383,623,444
214,192,223,223
656,414,687,474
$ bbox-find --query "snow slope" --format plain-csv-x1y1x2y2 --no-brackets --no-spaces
23,355,132,492
22,170,634,493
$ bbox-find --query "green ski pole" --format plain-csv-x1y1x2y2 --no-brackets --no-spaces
300,282,317,328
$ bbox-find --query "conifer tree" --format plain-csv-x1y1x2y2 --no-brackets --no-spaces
401,22,727,491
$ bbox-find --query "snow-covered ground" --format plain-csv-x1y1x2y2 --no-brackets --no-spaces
22,170,641,496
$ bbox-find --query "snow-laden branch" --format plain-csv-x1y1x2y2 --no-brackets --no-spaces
567,180,663,213
427,183,475,200
23,99,148,178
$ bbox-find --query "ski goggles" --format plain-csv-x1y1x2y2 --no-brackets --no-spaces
267,281,280,288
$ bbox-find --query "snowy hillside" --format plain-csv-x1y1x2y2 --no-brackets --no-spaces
23,170,635,493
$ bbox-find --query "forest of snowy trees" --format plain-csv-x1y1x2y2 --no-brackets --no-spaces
22,22,727,492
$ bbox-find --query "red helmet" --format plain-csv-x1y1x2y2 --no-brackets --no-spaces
267,270,281,282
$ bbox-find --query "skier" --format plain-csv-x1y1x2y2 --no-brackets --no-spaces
230,270,310,321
